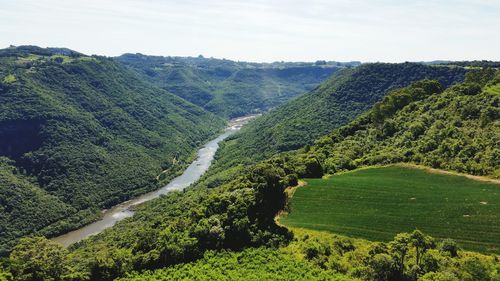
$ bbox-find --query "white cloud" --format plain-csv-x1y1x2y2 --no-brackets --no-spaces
0,0,498,62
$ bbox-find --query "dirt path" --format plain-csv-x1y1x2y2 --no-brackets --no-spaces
397,163,500,184
275,180,307,226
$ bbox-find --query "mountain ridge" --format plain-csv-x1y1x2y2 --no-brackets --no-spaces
0,46,225,253
116,53,354,118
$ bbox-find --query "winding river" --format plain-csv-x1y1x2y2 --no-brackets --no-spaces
52,115,258,247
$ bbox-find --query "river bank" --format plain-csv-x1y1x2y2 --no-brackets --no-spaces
52,114,258,246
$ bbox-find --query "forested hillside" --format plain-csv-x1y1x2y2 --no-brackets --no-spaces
5,160,297,281
0,157,75,252
117,229,500,281
299,69,499,178
198,63,468,188
5,71,498,281
0,46,224,253
116,54,352,118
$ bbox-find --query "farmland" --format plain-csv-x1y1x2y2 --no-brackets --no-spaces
280,165,500,253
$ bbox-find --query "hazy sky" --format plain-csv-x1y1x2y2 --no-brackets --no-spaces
1,0,498,62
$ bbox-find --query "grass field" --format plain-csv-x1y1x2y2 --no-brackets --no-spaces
280,165,500,253
486,82,500,96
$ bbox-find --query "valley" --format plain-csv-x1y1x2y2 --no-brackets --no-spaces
116,54,353,118
2,1,500,280
197,63,469,191
0,46,333,253
0,46,498,281
0,46,226,253
52,114,257,247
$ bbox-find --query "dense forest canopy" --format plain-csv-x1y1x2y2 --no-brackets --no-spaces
299,69,499,178
0,46,225,253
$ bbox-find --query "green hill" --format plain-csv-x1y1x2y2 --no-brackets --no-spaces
0,157,76,252
116,54,349,118
0,46,224,253
197,63,467,188
300,70,499,178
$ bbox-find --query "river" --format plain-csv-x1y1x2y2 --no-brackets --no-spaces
52,115,258,247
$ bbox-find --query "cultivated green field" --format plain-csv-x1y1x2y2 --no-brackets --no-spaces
280,165,500,253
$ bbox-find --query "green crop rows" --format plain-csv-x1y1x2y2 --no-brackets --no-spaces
281,165,500,253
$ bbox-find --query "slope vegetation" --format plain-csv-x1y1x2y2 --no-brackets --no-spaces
198,63,467,188
0,158,75,254
0,46,224,252
117,229,499,281
117,54,349,118
303,70,499,178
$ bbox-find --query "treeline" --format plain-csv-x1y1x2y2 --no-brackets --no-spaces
441,60,500,68
117,229,500,281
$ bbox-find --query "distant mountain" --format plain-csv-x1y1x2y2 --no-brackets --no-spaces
204,63,468,181
0,46,224,253
0,45,84,57
116,54,355,118
437,60,500,68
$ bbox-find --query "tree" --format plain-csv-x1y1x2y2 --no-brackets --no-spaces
10,237,68,281
420,271,460,281
89,246,132,281
462,257,490,281
465,68,496,87
389,232,411,277
420,249,441,273
411,229,435,266
439,239,459,257
370,253,396,281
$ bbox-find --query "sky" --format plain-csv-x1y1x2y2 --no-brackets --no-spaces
0,0,499,62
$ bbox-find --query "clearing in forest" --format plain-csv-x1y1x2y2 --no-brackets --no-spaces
280,165,500,253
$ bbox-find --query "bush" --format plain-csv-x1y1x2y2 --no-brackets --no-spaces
369,253,396,281
440,239,459,257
